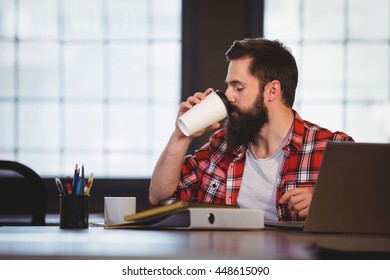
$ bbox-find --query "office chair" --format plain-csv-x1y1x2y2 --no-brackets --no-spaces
0,160,47,225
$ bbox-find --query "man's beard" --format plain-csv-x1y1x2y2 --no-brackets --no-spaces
225,92,269,149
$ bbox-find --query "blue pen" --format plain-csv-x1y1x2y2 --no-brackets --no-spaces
75,173,83,195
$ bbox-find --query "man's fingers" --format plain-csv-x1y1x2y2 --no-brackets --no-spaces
179,93,204,113
285,192,312,219
279,190,294,204
279,187,311,204
289,198,307,212
297,207,309,219
186,95,202,105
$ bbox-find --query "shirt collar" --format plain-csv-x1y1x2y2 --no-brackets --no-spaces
232,144,247,160
284,110,304,152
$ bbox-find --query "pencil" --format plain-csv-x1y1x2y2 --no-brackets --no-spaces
84,173,94,196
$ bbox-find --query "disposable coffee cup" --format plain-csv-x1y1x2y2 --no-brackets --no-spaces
177,90,232,136
104,197,136,226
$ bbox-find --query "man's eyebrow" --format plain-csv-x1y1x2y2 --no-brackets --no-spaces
224,80,244,86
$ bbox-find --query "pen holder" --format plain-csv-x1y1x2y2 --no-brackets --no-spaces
59,195,89,229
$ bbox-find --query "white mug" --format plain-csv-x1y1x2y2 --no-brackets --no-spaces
104,197,136,226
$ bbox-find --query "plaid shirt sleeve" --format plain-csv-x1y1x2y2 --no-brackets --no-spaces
158,153,200,205
159,129,241,206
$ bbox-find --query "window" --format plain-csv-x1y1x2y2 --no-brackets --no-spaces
0,0,181,177
264,0,390,142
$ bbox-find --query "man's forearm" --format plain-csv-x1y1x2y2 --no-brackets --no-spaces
149,132,191,205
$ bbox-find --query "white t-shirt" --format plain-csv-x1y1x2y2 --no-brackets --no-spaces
237,146,284,221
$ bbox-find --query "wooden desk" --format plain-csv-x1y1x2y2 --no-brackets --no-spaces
0,226,312,259
0,225,389,260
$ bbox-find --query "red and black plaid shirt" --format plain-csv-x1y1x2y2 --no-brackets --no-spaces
161,111,354,221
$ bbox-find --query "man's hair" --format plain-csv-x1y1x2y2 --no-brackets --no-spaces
225,38,298,108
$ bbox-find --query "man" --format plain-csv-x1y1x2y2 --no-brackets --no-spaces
149,38,353,221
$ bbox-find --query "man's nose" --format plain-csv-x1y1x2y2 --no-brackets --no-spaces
224,88,236,103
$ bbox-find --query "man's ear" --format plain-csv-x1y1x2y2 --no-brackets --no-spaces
266,80,281,102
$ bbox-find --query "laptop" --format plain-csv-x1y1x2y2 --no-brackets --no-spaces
265,142,390,234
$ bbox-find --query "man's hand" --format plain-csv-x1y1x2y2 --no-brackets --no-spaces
278,187,313,219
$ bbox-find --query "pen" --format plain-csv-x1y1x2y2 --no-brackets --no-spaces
75,170,83,195
71,163,78,195
55,177,64,195
82,164,85,190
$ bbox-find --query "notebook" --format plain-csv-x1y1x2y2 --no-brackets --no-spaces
265,142,390,234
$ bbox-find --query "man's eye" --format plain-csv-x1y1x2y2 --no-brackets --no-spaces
236,88,244,91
